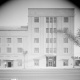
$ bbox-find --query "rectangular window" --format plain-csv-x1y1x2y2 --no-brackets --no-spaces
54,17,57,23
46,28,49,33
34,38,39,43
64,38,68,43
46,48,49,53
34,17,39,22
34,48,39,53
50,17,53,23
50,38,53,43
46,17,49,23
34,28,39,33
53,28,57,33
18,59,22,66
34,59,39,66
54,48,56,53
54,38,56,43
7,38,11,43
46,38,49,43
17,38,22,43
64,48,68,53
64,17,68,22
7,47,11,53
63,59,68,66
18,48,23,53
50,28,53,33
50,48,53,53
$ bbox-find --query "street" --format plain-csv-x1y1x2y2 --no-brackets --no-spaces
0,69,80,80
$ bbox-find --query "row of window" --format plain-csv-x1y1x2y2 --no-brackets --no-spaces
0,47,68,53
0,38,22,43
34,17,69,23
34,48,68,53
0,48,23,53
34,37,68,43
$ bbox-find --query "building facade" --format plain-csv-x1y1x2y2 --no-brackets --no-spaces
0,8,74,69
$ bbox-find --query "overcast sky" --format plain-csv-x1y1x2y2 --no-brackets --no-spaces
0,0,80,56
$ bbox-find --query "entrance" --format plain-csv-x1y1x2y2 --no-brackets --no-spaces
4,60,13,68
46,56,56,67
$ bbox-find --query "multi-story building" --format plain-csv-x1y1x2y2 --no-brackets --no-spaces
0,8,74,69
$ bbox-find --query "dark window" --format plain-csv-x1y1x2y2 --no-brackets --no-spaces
54,17,57,23
64,17,68,22
17,38,22,43
50,48,53,53
63,59,68,66
34,17,39,22
50,17,53,23
53,28,57,33
54,38,56,43
64,28,68,32
46,17,49,23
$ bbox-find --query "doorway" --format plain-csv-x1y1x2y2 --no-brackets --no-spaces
46,56,56,67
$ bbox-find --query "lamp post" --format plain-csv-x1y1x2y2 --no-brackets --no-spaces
23,50,27,69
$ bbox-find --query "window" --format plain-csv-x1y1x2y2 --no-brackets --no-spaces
64,17,68,22
18,59,22,66
50,38,53,43
54,48,56,53
64,48,68,53
17,38,22,43
54,28,57,33
64,37,68,43
46,17,49,23
34,59,39,66
7,38,11,43
18,48,23,53
50,48,53,53
50,17,53,23
7,48,11,53
34,48,39,53
63,59,68,66
46,38,49,43
54,38,56,43
46,28,49,33
34,28,39,33
46,48,49,53
50,28,53,33
34,17,39,22
54,17,57,23
34,38,39,43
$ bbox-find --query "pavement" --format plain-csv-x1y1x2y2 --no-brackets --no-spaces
0,68,80,80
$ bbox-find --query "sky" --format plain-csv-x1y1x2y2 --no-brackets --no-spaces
0,0,80,56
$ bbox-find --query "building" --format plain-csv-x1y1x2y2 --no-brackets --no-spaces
0,8,74,69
